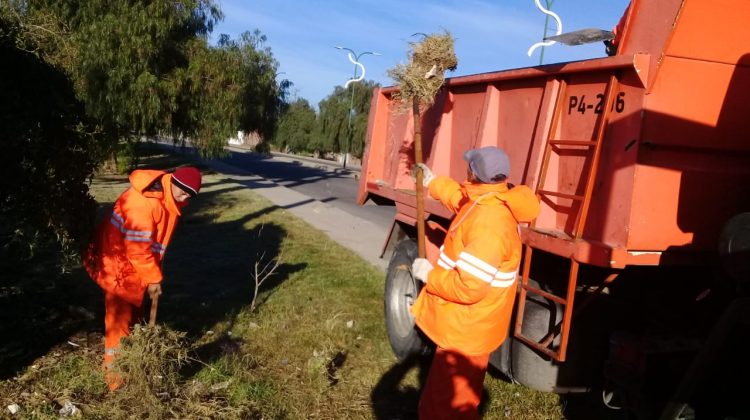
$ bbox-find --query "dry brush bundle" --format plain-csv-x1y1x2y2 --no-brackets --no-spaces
112,324,189,399
387,30,458,107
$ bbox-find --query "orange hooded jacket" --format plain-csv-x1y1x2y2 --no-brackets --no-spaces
411,176,540,355
84,170,183,306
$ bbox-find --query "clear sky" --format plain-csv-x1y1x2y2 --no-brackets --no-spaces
212,0,630,107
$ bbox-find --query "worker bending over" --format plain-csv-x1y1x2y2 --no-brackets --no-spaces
84,166,202,390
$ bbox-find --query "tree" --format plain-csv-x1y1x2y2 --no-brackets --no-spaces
18,1,291,160
273,99,317,154
178,30,288,157
21,0,223,158
315,80,378,158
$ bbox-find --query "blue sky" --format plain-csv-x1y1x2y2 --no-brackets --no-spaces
213,0,630,107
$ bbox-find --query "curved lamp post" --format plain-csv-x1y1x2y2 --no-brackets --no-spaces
527,0,562,64
335,46,380,169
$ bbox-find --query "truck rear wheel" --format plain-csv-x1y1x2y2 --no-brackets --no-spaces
384,238,432,360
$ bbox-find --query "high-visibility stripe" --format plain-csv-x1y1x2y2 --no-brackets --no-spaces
123,227,151,237
437,259,453,271
459,252,497,276
456,259,495,283
494,270,516,280
491,269,517,287
440,249,515,288
151,243,166,254
109,217,122,230
110,216,152,238
110,211,152,237
125,235,152,243
439,252,456,269
105,348,118,356
111,211,124,224
490,278,515,288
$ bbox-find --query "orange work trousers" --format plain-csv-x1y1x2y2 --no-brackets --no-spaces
419,347,490,420
103,292,142,389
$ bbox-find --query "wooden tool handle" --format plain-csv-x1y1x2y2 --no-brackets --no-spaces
412,97,426,259
148,294,159,327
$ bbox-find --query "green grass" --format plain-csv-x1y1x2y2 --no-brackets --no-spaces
0,152,563,419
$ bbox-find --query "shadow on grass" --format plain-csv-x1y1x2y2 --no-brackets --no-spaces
0,164,306,381
0,262,103,380
371,352,494,420
370,354,431,420
149,183,307,339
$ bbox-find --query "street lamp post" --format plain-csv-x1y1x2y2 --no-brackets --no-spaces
335,46,380,169
540,0,555,65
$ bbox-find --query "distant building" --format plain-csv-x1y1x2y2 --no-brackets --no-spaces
227,131,262,148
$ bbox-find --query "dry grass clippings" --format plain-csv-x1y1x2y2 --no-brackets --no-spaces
387,30,458,107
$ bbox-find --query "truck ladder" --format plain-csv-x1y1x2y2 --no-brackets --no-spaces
514,74,620,362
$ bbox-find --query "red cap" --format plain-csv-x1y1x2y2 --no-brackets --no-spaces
171,167,201,197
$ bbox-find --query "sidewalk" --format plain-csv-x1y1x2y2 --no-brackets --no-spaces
204,158,388,272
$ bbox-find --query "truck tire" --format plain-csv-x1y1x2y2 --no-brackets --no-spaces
384,238,432,360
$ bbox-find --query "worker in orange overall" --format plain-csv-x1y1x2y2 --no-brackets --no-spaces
411,147,540,419
83,166,202,390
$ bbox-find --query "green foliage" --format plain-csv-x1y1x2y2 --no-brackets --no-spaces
17,1,288,159
0,1,290,271
315,80,378,158
24,0,223,151
272,99,317,154
0,9,98,268
178,30,289,157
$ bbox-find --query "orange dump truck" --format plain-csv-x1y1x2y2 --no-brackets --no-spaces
358,0,750,417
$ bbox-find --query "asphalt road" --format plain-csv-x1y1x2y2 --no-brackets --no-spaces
216,149,396,234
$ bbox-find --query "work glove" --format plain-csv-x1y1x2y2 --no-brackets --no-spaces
411,163,435,187
411,258,433,284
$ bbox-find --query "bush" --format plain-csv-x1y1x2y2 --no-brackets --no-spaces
254,141,271,155
0,15,99,270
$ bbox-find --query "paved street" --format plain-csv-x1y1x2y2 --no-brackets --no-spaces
216,148,396,230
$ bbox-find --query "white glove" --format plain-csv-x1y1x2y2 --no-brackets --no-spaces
411,258,433,284
412,163,435,187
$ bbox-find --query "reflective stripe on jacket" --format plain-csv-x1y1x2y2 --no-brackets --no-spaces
411,176,540,355
84,170,183,305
